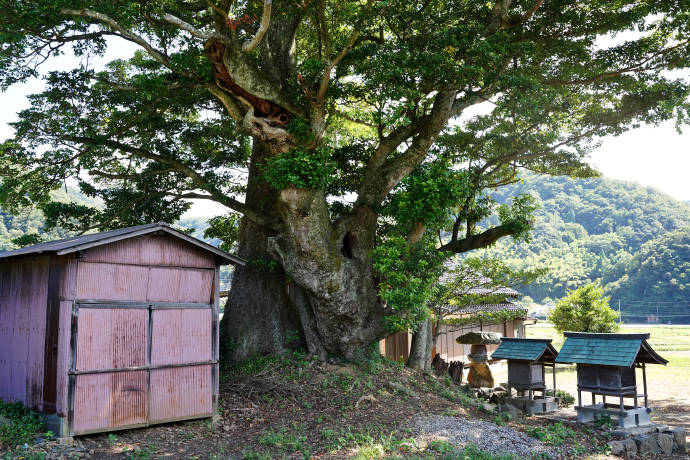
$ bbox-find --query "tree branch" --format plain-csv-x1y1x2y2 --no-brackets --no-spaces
206,83,246,122
316,0,374,102
541,40,690,86
163,13,231,44
242,0,272,52
438,225,515,253
68,136,281,230
60,8,194,79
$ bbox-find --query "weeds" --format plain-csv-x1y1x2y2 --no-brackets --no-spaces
527,422,576,446
546,389,575,407
258,428,310,458
125,442,156,460
593,414,613,429
0,400,47,447
494,413,511,426
427,442,518,460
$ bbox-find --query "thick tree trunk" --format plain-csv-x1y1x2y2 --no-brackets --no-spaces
268,188,390,360
221,141,302,364
406,318,433,370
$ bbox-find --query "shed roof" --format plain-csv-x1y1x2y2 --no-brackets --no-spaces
0,222,245,266
441,301,527,315
554,332,668,367
440,262,520,297
491,338,558,362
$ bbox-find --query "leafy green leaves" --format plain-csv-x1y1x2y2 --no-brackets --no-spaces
372,235,450,333
263,145,336,190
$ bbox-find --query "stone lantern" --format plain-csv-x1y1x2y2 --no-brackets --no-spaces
456,331,502,388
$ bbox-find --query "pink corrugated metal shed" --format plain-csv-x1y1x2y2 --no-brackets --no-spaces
0,222,244,438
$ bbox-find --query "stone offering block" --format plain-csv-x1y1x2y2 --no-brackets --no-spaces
456,331,502,345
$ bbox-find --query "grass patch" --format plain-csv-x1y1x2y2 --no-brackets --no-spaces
258,428,311,458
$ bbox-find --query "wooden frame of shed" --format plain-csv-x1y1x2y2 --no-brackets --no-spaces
0,223,244,438
555,332,668,428
491,338,559,414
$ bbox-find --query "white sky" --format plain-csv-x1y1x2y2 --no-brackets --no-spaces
0,41,688,222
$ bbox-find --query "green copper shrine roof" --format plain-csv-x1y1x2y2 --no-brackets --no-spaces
554,332,668,367
491,338,558,362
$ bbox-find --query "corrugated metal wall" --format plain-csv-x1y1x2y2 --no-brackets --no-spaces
75,264,213,304
69,234,217,435
436,321,516,362
84,234,215,269
0,255,50,411
381,319,522,365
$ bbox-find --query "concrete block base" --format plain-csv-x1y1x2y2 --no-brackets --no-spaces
505,396,559,415
575,403,651,428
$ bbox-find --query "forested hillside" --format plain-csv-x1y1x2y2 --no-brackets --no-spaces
0,188,101,251
481,172,690,321
606,227,690,323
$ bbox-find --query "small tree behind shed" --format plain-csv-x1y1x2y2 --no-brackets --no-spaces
548,283,620,335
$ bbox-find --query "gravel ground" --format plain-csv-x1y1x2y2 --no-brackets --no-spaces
413,415,562,459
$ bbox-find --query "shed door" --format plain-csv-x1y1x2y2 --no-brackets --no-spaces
71,305,214,435
73,308,148,434
149,309,213,422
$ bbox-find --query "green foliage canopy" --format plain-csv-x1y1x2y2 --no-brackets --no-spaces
0,0,688,239
1,0,690,356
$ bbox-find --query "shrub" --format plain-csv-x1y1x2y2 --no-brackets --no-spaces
548,282,620,334
546,389,575,407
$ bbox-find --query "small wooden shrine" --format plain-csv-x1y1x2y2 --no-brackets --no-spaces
555,332,668,428
491,338,559,414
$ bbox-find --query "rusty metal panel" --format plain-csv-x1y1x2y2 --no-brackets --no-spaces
109,371,147,428
149,365,212,422
51,255,78,301
176,270,214,304
10,263,28,405
0,265,14,402
0,256,50,410
181,309,212,363
72,373,111,433
27,260,49,411
179,365,212,417
55,300,73,417
146,267,212,304
0,266,7,401
150,310,181,365
150,309,211,366
153,234,216,269
76,308,112,371
112,309,147,368
146,268,181,303
76,308,147,371
148,367,177,421
76,263,149,302
84,234,215,269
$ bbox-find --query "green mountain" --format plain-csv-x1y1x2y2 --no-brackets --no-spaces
0,187,102,251
479,172,690,322
606,227,690,323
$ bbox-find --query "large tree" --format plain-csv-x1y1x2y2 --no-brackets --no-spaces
1,0,689,362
